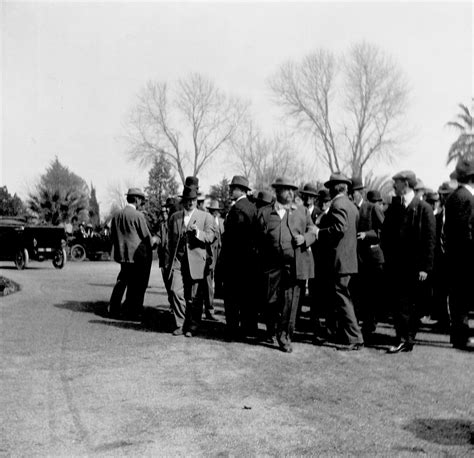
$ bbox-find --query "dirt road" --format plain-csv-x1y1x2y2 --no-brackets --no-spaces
1,260,472,456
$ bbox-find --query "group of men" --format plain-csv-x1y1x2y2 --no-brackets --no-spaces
108,153,474,354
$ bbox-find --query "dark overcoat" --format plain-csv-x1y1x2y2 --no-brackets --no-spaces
318,194,359,275
357,200,385,265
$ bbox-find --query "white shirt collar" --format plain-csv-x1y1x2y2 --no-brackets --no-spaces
462,183,474,196
402,189,415,207
126,203,136,209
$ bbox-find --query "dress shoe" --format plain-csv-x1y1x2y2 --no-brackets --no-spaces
184,331,193,338
387,342,413,353
204,312,218,321
172,327,183,336
279,343,293,353
338,342,364,351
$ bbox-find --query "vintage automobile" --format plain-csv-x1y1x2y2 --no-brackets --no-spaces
68,231,112,261
0,217,68,269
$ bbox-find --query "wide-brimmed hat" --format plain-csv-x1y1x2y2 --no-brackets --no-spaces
351,176,365,191
271,177,298,190
185,176,199,189
206,200,223,211
392,170,417,188
367,190,383,203
125,188,145,199
317,188,331,202
437,181,456,195
324,172,352,188
229,175,251,191
414,178,425,191
299,183,319,196
256,190,274,205
180,186,198,200
452,153,474,181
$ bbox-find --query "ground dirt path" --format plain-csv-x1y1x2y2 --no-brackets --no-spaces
1,260,473,456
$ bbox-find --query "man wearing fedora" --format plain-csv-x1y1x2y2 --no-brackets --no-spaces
109,188,156,320
381,170,436,353
166,186,216,337
316,173,363,350
445,154,474,350
201,199,225,320
221,175,258,340
255,177,317,353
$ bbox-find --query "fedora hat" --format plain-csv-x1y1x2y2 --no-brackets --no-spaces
317,188,331,202
367,190,383,203
324,172,352,188
351,176,365,191
392,170,417,188
256,190,274,205
180,186,198,200
185,176,199,189
299,183,319,196
125,187,145,199
437,181,456,195
414,178,425,191
452,153,474,181
229,175,251,191
206,200,223,211
271,177,298,190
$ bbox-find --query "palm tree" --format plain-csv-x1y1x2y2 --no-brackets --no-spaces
446,100,474,165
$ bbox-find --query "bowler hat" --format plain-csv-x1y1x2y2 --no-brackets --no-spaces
437,181,456,195
317,188,331,202
367,190,383,203
271,177,298,190
125,187,145,199
163,197,177,207
351,176,365,191
206,200,223,211
229,175,251,191
185,176,199,189
256,190,274,205
324,172,352,188
425,191,439,203
180,186,198,200
452,153,474,181
392,170,417,188
299,183,319,196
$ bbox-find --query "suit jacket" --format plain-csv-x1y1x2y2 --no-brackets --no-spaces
381,196,436,274
256,203,316,280
167,208,216,280
111,205,153,263
318,194,359,275
357,200,385,265
444,185,474,271
221,196,257,275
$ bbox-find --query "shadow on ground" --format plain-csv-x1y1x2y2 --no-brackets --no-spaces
403,418,474,446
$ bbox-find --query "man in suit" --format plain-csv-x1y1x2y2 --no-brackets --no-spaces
109,188,156,320
201,200,225,320
315,173,364,350
445,155,474,350
381,170,436,353
166,186,216,337
256,177,317,353
352,179,385,341
221,175,258,340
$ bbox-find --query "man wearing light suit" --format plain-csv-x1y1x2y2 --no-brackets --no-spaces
166,186,216,337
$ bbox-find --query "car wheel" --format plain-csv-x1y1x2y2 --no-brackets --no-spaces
14,248,29,270
70,244,86,261
53,248,67,269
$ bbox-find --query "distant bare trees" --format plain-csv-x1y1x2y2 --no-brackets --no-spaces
126,73,248,185
269,42,409,178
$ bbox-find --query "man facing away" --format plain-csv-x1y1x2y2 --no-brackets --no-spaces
255,177,317,353
166,186,216,337
109,188,156,320
381,170,436,353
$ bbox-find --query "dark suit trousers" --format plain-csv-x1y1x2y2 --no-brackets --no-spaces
264,265,303,344
332,274,364,345
449,268,473,345
109,261,151,316
357,263,384,334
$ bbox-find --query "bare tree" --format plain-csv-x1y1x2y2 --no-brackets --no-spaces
229,119,309,189
269,42,409,178
126,73,248,184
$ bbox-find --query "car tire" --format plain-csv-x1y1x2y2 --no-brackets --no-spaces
70,244,86,262
14,248,29,270
53,248,67,269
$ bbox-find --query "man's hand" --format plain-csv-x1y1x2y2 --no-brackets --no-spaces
357,232,366,240
293,234,305,246
151,236,158,248
187,223,198,235
418,271,428,281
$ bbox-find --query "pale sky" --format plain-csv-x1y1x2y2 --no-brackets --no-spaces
1,1,472,215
